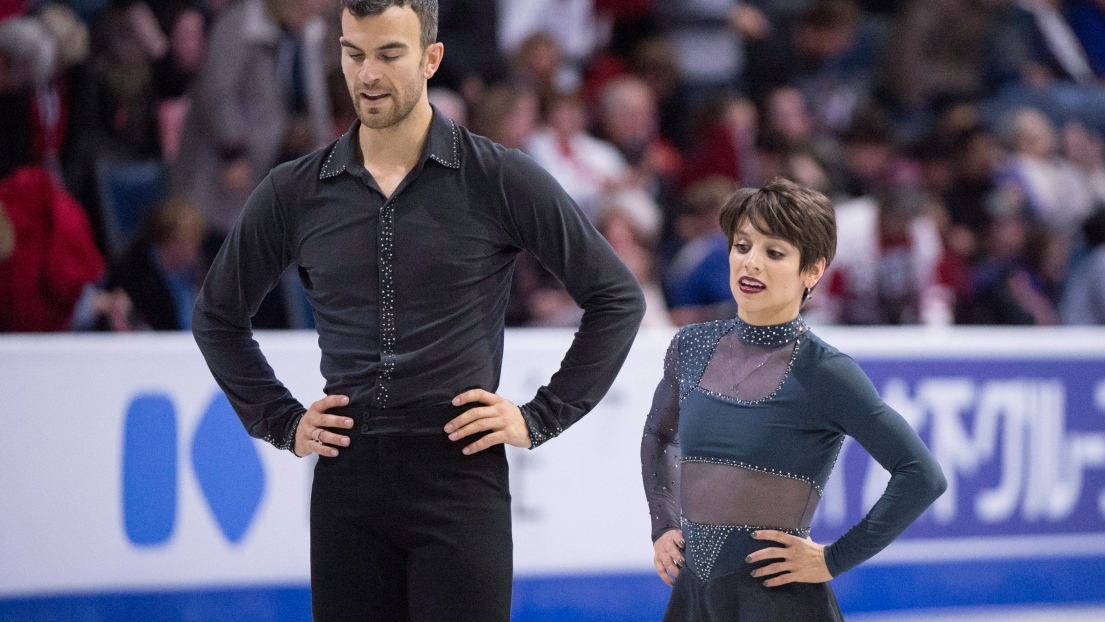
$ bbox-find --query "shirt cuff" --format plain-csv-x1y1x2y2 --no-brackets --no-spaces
285,412,306,457
519,402,560,449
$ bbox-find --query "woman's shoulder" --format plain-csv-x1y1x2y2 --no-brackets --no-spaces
673,318,733,346
795,328,862,380
798,328,839,356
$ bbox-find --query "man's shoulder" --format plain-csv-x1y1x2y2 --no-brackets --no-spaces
267,142,336,191
457,125,547,182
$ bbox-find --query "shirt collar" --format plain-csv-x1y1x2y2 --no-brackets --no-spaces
319,106,460,180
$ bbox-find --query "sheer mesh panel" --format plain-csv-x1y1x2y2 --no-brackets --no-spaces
681,461,820,529
697,331,798,402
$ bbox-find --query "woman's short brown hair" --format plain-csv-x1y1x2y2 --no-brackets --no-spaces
718,176,837,275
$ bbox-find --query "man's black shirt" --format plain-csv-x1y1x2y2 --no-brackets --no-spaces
192,108,646,451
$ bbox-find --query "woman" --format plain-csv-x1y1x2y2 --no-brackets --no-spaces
642,177,946,620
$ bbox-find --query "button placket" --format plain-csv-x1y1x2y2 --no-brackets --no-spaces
376,198,397,407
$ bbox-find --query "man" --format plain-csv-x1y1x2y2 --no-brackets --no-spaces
191,1,646,620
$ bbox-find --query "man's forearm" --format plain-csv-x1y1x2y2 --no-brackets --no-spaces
520,278,646,447
192,303,306,452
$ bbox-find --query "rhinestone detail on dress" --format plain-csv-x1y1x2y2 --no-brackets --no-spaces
682,517,812,581
733,315,804,347
682,517,734,581
675,320,727,401
675,318,805,406
696,334,803,406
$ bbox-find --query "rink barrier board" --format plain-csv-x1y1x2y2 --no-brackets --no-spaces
1,328,1104,620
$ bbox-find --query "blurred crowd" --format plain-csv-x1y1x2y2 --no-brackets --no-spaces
2,0,1105,333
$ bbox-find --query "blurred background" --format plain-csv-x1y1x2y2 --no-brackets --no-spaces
1,0,1105,620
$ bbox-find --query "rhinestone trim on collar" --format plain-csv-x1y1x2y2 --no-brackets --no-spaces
733,315,804,347
319,140,347,179
320,117,460,179
429,118,460,169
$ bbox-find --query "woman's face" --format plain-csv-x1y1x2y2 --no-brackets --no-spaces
729,220,824,325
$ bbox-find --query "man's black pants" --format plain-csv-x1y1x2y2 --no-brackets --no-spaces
309,405,512,622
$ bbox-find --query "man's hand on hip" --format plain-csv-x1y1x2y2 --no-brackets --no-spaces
445,389,533,454
293,395,355,458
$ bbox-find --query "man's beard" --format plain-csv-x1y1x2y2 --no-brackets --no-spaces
354,79,422,130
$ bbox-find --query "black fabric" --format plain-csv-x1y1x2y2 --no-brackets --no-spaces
664,562,844,622
329,403,475,437
310,428,512,622
192,107,646,451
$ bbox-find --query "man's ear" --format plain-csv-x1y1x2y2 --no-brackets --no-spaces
423,42,444,79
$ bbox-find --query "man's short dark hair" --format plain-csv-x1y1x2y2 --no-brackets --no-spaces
718,176,837,275
340,0,438,49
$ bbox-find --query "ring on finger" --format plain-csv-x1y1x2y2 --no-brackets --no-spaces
311,428,322,442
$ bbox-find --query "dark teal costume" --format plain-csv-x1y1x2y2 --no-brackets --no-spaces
642,316,946,621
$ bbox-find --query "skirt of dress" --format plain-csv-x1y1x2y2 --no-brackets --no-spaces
663,567,845,622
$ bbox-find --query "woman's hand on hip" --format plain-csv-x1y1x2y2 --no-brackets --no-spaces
653,529,685,586
746,530,832,586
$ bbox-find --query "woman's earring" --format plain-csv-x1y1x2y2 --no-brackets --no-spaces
803,287,813,302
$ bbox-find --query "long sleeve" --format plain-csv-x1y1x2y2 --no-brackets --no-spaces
642,331,683,541
814,352,947,577
497,151,647,447
192,174,306,451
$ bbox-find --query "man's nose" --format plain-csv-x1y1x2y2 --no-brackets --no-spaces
357,61,381,84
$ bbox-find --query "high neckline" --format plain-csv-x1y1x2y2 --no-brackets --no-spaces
732,315,805,347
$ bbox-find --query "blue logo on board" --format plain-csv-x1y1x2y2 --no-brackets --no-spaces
122,392,266,546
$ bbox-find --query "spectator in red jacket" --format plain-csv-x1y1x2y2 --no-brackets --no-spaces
0,165,106,332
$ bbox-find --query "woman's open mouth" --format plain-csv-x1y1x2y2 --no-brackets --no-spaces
738,276,766,294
